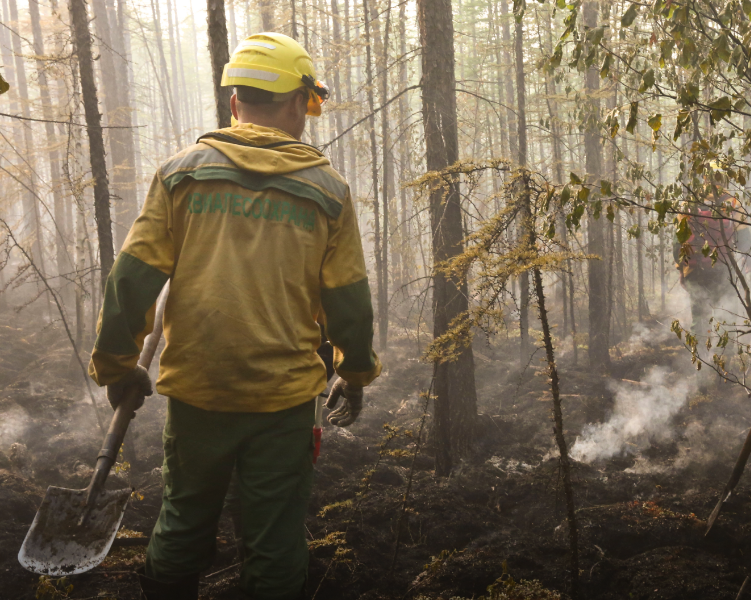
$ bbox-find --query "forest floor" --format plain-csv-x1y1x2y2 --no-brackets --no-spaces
2,305,751,599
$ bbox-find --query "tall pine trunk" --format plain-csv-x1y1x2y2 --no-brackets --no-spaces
514,15,531,364
69,0,115,290
8,0,46,280
29,0,72,305
207,0,232,128
499,0,518,162
417,0,478,476
583,0,610,368
363,0,384,351
397,0,411,295
378,0,393,350
92,0,138,248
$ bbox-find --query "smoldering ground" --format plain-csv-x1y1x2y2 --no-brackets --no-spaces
2,288,751,599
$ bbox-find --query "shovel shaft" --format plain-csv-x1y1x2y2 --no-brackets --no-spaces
81,282,170,520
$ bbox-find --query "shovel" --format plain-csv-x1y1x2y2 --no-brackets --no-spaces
18,282,170,576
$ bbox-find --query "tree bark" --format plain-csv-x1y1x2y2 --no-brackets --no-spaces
69,0,115,290
363,0,384,351
30,0,73,303
378,0,393,350
207,0,233,128
190,0,206,132
165,0,184,142
149,0,181,150
330,0,346,175
583,0,610,368
259,0,276,30
343,0,358,202
417,0,478,476
514,15,531,364
91,0,139,248
8,0,46,277
228,0,238,48
490,1,509,159
499,0,518,162
397,0,411,295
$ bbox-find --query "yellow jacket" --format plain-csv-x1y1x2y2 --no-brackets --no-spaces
89,124,381,412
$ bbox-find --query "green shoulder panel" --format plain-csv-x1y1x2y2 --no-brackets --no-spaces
160,145,345,220
95,251,170,356
321,277,377,373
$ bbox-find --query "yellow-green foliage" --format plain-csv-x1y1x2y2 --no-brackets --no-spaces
308,530,346,551
35,576,73,600
415,163,589,365
481,577,562,600
318,499,354,518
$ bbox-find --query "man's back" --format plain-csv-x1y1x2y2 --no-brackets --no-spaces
89,123,380,412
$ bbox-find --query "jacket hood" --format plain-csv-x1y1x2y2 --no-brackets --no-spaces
198,123,330,176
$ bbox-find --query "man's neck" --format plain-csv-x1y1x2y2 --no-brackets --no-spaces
235,115,298,140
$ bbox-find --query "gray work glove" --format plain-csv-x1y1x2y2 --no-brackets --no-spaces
326,377,363,427
106,365,153,411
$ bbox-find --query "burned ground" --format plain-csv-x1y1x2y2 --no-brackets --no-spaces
1,310,751,599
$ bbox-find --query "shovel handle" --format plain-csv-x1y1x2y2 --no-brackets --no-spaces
82,282,170,517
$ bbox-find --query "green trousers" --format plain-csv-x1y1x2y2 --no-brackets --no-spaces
145,398,315,600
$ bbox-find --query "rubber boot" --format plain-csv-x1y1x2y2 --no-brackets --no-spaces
138,568,200,600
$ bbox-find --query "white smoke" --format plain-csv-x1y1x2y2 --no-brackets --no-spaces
570,367,696,463
0,405,31,452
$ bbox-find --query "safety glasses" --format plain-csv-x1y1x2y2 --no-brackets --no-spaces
302,74,330,106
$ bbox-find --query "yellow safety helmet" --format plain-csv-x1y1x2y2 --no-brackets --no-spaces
221,32,329,117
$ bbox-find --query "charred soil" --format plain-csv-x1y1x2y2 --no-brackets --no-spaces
1,312,750,599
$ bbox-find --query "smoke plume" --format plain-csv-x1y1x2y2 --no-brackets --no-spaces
570,367,695,463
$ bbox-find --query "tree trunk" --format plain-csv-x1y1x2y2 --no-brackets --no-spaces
228,0,238,48
417,0,478,476
378,0,393,350
165,0,184,142
658,145,666,311
259,0,276,30
499,0,518,162
190,0,206,132
397,0,411,295
149,0,181,150
207,0,233,128
583,0,610,368
514,15,531,364
110,0,143,201
330,0,346,175
363,0,384,351
171,0,193,137
343,0,358,202
69,0,115,290
291,0,298,39
8,0,46,278
490,1,509,159
29,0,73,305
92,0,139,249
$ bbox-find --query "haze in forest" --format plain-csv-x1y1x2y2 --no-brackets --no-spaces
1,0,751,598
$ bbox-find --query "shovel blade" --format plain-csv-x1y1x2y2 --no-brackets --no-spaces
18,485,131,575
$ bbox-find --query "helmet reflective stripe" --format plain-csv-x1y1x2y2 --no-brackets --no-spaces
238,40,276,50
226,68,280,82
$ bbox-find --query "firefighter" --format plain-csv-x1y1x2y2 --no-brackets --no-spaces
89,33,381,600
674,191,749,333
